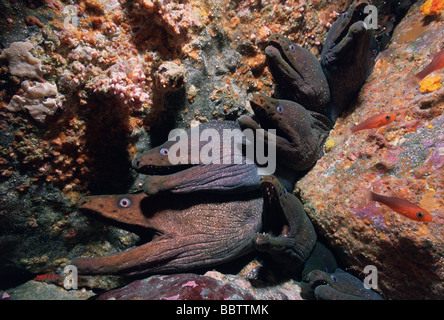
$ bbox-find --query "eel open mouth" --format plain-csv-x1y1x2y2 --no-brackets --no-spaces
78,195,162,244
260,180,290,237
301,269,333,290
132,162,194,175
265,39,302,80
310,279,330,290
335,1,369,45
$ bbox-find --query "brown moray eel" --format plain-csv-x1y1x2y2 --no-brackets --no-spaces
253,175,317,274
132,121,261,195
321,0,377,122
238,94,333,172
265,33,331,119
302,268,384,300
72,190,263,276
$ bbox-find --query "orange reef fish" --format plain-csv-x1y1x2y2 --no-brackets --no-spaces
409,49,444,86
345,112,396,138
366,190,433,222
33,273,62,282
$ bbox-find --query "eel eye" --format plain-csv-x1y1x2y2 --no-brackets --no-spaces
282,188,287,197
330,275,338,282
416,212,424,219
276,105,284,114
118,197,131,208
385,115,391,120
160,148,169,156
342,12,347,19
289,44,296,52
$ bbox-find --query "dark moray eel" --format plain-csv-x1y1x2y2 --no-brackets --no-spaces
321,0,377,122
71,176,316,276
253,175,317,275
72,190,263,276
302,268,384,300
255,176,382,300
73,175,375,301
265,33,331,119
132,120,261,195
238,94,333,172
302,242,338,280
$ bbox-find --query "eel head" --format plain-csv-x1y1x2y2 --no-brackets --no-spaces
302,268,384,300
249,93,304,143
265,33,330,116
132,138,193,175
265,33,310,86
321,0,370,62
253,175,317,272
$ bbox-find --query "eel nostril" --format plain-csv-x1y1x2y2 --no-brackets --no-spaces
79,198,88,207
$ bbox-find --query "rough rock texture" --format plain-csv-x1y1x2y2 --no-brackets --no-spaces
1,280,95,300
97,271,303,300
0,0,427,298
296,2,443,300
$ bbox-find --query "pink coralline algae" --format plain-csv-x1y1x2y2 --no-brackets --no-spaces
96,273,256,300
427,142,444,169
134,0,203,36
96,271,304,300
87,58,150,109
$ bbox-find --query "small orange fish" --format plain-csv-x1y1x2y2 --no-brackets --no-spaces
409,49,444,86
33,273,62,282
366,190,433,222
345,113,396,139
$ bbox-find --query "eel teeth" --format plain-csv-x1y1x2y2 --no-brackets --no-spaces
311,279,330,290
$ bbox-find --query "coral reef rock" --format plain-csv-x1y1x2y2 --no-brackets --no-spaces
96,271,303,300
296,1,443,300
1,280,95,300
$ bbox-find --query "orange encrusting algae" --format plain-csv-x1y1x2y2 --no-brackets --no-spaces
420,0,444,16
419,75,442,92
366,190,433,222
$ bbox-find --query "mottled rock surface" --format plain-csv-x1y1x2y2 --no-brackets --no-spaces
97,271,303,300
1,280,95,300
296,1,443,300
0,0,430,299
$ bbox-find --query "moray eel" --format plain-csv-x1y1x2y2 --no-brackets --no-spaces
238,94,333,172
132,121,261,195
252,175,317,275
72,191,263,276
302,268,384,300
321,0,377,122
302,242,338,280
265,33,331,118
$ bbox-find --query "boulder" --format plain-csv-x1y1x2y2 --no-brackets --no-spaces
296,2,443,299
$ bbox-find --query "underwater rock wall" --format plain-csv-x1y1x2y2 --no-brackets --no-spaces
296,1,443,299
0,0,441,300
0,0,349,288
